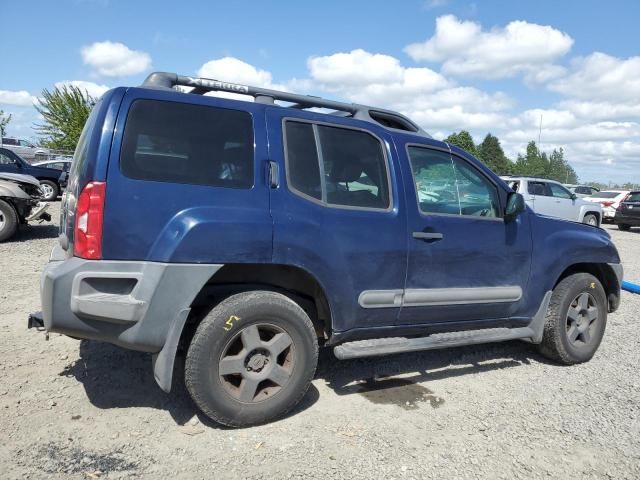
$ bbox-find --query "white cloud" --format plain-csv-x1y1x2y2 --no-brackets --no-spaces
405,15,573,79
81,41,151,77
0,90,36,106
198,57,275,87
55,80,110,98
308,49,406,86
550,52,640,101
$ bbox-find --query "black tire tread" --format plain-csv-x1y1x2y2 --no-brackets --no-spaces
185,291,318,427
537,273,606,365
0,199,18,242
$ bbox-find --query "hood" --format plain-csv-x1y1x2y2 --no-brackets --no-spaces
0,172,41,187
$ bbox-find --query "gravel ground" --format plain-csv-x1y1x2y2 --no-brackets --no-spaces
1,203,639,479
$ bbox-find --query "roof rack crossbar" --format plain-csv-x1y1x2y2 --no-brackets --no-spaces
141,71,430,137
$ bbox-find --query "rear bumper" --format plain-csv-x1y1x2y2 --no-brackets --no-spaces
613,213,640,225
40,243,222,352
602,207,617,218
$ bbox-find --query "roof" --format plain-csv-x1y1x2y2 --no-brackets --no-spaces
500,176,563,183
141,72,431,138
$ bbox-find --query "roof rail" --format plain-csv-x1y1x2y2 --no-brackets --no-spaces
141,72,430,137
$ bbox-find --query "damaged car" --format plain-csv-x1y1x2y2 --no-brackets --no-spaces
0,172,51,242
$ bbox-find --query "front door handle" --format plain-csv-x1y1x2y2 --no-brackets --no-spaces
412,231,443,241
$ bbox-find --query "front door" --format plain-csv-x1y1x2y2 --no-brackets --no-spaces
548,182,578,221
398,143,532,326
0,149,22,175
266,108,408,332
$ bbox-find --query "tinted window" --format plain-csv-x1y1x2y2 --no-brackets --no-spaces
318,125,389,209
626,193,640,202
575,186,592,195
284,121,390,209
121,99,254,188
528,181,548,196
1,138,17,146
284,122,321,200
0,152,16,165
549,183,573,199
408,147,500,218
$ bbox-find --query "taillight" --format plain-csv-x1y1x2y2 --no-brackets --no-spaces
601,201,614,207
74,182,106,259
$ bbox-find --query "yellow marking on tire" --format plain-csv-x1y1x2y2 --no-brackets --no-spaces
590,282,596,289
223,315,241,331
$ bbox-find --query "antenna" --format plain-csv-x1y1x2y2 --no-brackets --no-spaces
538,114,543,150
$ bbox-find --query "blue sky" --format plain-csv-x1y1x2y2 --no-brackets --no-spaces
2,0,639,183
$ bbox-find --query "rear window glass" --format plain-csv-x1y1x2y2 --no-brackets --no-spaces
627,193,640,202
121,99,254,188
597,191,623,199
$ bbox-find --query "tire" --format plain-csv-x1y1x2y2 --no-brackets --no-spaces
39,180,59,201
0,200,19,242
537,273,607,364
617,223,631,231
582,213,598,227
185,291,319,427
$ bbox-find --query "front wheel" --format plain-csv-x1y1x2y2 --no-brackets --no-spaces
617,223,631,231
185,291,318,427
537,273,607,364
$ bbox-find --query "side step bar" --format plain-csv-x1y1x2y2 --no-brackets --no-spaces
333,291,552,360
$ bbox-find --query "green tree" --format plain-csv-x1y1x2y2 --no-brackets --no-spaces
444,130,478,157
477,133,513,174
35,85,95,151
0,110,11,137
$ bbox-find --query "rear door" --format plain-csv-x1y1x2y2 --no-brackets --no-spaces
102,88,272,263
266,108,408,332
526,181,554,216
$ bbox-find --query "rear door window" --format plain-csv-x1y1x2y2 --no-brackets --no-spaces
626,193,640,202
284,120,390,209
120,99,254,188
527,181,549,196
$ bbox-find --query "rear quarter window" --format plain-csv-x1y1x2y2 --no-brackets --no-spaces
120,99,254,188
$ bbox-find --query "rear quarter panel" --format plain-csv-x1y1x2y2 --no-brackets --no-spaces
101,88,272,263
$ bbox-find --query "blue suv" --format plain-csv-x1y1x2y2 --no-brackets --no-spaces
34,72,623,427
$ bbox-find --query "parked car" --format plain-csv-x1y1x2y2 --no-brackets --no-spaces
0,147,64,201
0,172,50,241
564,184,600,198
1,137,50,161
32,159,72,172
585,190,630,223
33,72,622,427
614,191,640,231
502,176,602,226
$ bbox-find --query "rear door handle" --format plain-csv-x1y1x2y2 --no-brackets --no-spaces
412,232,443,241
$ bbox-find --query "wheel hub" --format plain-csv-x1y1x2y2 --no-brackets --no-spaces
246,351,269,372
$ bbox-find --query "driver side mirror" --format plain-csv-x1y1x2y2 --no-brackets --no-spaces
570,193,577,200
505,192,525,222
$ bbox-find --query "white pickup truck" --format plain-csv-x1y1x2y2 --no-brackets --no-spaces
502,176,603,226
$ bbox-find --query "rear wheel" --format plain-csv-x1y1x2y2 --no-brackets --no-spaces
582,213,598,227
537,273,607,364
39,180,58,201
617,223,631,231
0,200,18,242
185,291,318,427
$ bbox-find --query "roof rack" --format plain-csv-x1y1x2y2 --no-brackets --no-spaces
142,72,430,138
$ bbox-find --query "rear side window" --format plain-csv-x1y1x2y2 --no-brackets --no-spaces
121,99,254,188
284,120,390,210
528,181,549,196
